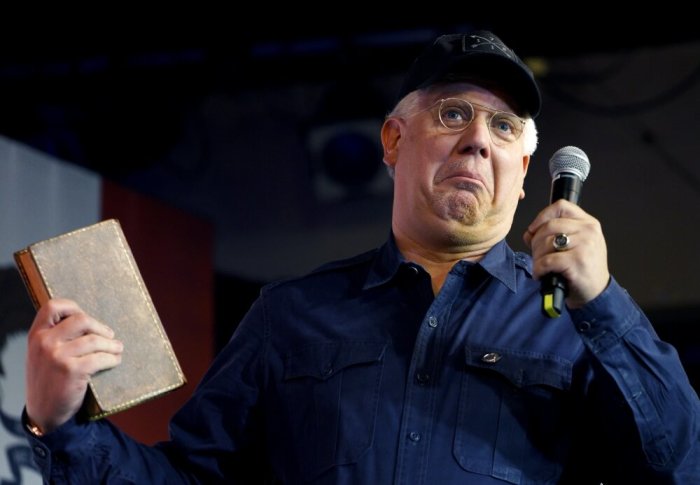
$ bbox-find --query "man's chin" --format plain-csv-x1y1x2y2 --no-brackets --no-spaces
443,193,483,223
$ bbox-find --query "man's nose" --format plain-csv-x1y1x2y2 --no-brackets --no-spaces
455,113,491,158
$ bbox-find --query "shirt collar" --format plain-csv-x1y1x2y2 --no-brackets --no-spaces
473,239,519,293
364,232,404,289
363,233,529,293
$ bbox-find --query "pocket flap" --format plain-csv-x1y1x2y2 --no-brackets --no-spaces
464,345,572,390
285,341,387,381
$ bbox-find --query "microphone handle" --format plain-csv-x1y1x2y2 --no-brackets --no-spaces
550,173,583,205
542,174,583,318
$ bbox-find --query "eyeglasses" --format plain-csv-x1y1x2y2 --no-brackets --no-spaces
425,98,526,146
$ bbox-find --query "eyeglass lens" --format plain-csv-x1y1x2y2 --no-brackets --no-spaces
437,98,523,145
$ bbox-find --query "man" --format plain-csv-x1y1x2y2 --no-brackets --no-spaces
23,31,699,483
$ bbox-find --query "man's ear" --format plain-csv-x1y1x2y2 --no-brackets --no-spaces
519,154,531,200
381,118,402,168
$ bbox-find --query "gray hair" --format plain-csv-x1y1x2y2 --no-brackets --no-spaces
383,89,538,178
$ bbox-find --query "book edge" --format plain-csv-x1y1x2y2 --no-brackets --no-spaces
13,249,50,309
85,378,187,420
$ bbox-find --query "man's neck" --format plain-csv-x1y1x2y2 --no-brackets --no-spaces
394,233,493,295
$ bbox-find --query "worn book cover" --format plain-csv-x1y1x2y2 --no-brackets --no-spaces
14,219,186,420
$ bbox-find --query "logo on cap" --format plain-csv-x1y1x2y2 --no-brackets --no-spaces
463,33,514,60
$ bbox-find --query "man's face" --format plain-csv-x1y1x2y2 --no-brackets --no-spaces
382,83,531,251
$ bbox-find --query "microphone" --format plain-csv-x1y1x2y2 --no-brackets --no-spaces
541,146,591,318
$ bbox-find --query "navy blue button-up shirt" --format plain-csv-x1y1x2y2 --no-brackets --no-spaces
28,237,700,483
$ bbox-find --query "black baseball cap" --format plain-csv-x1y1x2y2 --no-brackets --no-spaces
397,30,541,117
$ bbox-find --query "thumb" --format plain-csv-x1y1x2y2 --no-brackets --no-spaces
34,298,83,328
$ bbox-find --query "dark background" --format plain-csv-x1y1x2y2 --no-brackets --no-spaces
2,16,698,179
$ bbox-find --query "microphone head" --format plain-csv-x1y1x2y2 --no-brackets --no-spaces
549,146,591,181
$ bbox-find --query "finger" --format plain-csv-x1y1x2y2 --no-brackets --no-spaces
54,346,122,383
50,311,116,342
42,346,123,381
525,200,586,243
59,333,124,359
531,249,574,281
33,299,115,341
528,223,581,260
68,351,124,377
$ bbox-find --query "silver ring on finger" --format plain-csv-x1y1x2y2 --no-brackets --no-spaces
552,233,571,251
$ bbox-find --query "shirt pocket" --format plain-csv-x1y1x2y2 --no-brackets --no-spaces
283,341,387,482
453,345,573,485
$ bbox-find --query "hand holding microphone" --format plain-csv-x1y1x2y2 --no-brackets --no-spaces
542,146,590,317
523,146,610,318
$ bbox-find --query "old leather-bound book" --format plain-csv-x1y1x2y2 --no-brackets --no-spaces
14,219,186,419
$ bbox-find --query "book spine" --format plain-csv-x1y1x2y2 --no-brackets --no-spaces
13,249,50,310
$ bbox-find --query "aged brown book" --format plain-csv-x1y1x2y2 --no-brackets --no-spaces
14,218,186,420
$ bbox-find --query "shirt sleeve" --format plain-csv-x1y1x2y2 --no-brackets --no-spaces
24,297,269,484
568,277,700,481
23,409,195,484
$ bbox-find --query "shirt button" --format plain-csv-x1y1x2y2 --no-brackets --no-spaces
34,445,47,458
427,316,438,328
416,371,430,383
321,363,333,376
577,321,592,332
408,431,421,442
481,352,502,364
